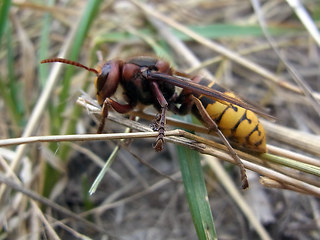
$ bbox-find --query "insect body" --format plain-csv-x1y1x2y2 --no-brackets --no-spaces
191,77,266,153
41,56,268,188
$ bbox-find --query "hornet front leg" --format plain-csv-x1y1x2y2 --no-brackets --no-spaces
98,98,134,133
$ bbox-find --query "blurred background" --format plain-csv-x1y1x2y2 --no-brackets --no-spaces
0,0,320,239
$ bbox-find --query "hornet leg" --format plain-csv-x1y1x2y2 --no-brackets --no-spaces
97,98,133,134
150,82,168,152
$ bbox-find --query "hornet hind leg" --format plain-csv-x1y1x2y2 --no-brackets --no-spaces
190,95,248,189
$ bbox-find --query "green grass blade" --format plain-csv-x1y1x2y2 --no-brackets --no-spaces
0,0,11,47
172,23,301,40
89,145,120,195
263,153,320,177
0,21,24,131
38,0,54,87
177,146,217,240
0,0,23,130
7,21,24,127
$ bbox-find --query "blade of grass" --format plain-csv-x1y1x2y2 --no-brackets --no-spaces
0,22,23,131
89,145,120,195
0,0,11,47
38,0,54,87
171,24,300,41
93,23,300,45
0,1,24,130
263,153,320,177
8,19,26,128
177,146,217,240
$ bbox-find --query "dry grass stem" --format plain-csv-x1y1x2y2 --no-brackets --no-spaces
0,130,181,147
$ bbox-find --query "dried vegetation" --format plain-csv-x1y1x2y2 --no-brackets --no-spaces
0,0,320,239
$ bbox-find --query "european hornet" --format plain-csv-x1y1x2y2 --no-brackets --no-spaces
41,56,270,188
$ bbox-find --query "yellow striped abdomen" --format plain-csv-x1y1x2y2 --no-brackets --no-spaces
193,78,266,152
